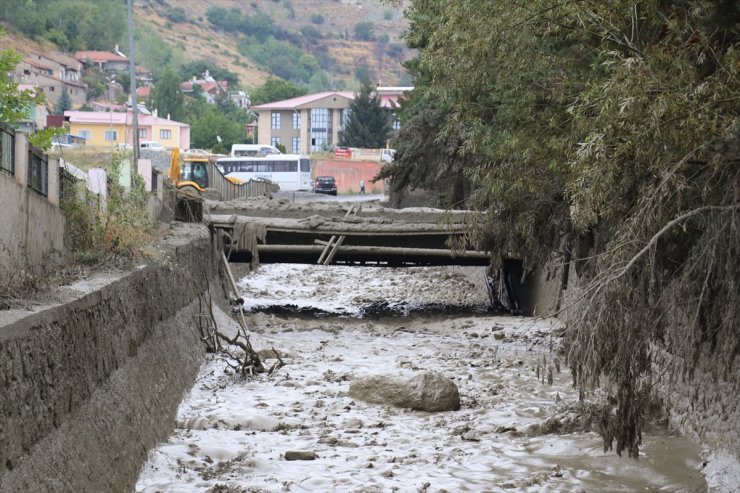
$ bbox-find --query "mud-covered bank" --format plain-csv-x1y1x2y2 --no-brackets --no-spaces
0,224,221,493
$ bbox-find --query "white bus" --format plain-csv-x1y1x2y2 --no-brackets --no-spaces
217,154,312,192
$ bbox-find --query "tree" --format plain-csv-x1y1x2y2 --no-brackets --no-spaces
354,21,375,41
397,0,740,459
54,87,72,115
149,68,184,121
339,80,391,148
250,78,306,105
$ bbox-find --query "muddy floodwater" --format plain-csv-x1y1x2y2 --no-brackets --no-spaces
136,265,707,492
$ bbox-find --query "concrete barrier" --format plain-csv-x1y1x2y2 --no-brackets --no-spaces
0,224,221,492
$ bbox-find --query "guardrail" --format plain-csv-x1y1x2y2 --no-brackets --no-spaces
0,122,14,175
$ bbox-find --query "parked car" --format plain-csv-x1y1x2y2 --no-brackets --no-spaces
314,176,337,196
140,141,166,151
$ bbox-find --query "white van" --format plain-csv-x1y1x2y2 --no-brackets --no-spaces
230,144,282,157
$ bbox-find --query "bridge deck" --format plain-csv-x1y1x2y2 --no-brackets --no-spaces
206,204,489,266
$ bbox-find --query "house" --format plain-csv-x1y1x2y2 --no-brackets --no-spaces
64,110,190,150
13,84,48,133
15,57,88,109
180,71,229,105
74,50,130,72
250,87,411,155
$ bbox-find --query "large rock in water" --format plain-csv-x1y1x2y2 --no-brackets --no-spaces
349,371,460,412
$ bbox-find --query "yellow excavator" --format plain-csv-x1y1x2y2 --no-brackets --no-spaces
168,148,246,200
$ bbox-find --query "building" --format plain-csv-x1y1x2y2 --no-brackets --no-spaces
74,50,130,72
13,84,48,133
180,72,229,105
14,56,87,109
64,110,190,149
251,91,354,155
250,87,411,155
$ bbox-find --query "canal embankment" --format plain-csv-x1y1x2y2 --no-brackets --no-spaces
0,223,222,493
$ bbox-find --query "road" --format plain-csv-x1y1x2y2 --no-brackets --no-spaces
273,190,386,204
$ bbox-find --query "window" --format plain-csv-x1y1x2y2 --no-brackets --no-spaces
293,112,301,130
292,137,300,153
160,129,172,140
139,128,147,139
104,130,117,141
271,137,281,147
310,108,329,152
342,108,351,129
78,130,91,140
392,112,401,130
271,112,281,130
300,158,311,172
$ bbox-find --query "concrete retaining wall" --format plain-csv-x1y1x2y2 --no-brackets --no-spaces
0,225,218,492
0,132,65,287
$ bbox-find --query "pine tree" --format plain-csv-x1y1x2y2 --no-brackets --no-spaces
54,87,72,115
339,80,391,148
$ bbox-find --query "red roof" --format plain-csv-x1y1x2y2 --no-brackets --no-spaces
136,86,151,97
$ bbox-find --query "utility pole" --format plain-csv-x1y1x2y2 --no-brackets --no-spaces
127,0,139,169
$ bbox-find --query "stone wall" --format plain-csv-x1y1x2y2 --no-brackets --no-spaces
0,225,219,492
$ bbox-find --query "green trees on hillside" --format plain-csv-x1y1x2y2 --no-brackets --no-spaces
385,0,739,458
340,80,391,148
0,0,125,51
250,78,307,106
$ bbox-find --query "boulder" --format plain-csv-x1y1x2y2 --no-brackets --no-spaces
349,371,460,412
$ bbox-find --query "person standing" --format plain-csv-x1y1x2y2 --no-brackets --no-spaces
360,179,366,194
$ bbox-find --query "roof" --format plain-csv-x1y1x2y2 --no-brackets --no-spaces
252,91,355,111
75,51,128,63
23,58,55,71
136,86,151,97
64,110,189,127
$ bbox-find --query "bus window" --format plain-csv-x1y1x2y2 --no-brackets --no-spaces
300,158,310,172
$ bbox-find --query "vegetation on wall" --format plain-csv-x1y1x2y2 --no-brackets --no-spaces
63,152,154,265
384,0,739,458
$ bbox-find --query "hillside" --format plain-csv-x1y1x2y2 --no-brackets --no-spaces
1,0,412,93
137,0,412,90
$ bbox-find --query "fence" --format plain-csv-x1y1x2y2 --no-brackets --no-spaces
206,161,275,201
27,145,48,197
0,122,14,175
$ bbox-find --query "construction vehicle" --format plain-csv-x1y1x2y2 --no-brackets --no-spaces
168,148,275,201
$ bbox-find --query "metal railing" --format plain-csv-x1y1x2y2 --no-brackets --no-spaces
27,145,48,197
59,165,78,207
0,122,15,175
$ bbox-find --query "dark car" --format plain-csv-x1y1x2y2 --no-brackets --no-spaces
314,175,337,195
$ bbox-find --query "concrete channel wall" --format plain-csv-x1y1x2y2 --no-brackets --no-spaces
0,225,219,492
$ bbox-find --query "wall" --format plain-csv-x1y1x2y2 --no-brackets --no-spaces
0,133,65,288
313,159,385,194
0,225,219,493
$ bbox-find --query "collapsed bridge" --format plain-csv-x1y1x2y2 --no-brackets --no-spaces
207,200,490,267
